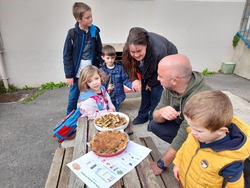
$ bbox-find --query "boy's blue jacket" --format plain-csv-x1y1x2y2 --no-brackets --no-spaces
100,62,132,104
63,23,103,78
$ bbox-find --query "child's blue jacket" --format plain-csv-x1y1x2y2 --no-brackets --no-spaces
100,62,132,104
63,23,103,79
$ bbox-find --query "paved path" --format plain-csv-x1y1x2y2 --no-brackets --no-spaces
0,73,250,188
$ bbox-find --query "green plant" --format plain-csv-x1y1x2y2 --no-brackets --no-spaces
0,81,19,95
201,68,214,76
39,81,66,90
22,85,34,90
22,81,66,104
22,91,44,104
232,33,240,47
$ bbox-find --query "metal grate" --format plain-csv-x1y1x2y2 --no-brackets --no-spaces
0,94,24,103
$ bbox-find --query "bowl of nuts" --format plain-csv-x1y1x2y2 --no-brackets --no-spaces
93,112,129,132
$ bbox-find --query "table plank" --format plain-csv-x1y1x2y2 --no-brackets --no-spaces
57,147,74,188
132,135,161,188
68,117,88,188
122,168,141,187
140,137,179,188
45,148,64,188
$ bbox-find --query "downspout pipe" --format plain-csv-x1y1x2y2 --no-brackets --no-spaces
0,32,9,90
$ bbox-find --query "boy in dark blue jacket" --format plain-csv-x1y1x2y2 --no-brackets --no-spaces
63,2,103,115
100,45,132,112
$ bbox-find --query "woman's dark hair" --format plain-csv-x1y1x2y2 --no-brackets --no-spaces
126,27,148,46
122,27,148,81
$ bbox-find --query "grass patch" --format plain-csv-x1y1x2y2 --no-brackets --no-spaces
0,81,66,104
201,68,214,76
22,91,44,104
39,81,66,90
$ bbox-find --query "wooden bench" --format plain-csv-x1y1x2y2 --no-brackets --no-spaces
45,147,74,188
45,117,179,188
139,136,179,188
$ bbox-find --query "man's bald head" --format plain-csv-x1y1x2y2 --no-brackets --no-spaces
158,54,192,78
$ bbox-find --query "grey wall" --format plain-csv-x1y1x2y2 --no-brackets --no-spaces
0,0,245,87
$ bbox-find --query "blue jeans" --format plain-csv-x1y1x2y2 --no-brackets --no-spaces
67,78,80,115
112,101,120,112
148,120,180,143
137,82,163,121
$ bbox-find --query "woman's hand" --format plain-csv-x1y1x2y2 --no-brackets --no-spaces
132,79,141,92
146,85,151,91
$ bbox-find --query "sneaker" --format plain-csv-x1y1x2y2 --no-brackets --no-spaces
132,117,148,125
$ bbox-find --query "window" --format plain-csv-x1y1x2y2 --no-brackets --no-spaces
238,0,250,48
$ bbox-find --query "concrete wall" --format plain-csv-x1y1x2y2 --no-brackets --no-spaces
232,39,250,79
0,0,245,87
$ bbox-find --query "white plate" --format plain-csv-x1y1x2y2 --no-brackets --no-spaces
94,112,129,132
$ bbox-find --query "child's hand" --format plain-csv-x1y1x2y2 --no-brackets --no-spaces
108,108,115,112
173,165,180,181
66,78,74,86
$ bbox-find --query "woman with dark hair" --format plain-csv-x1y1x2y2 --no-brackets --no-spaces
122,27,178,125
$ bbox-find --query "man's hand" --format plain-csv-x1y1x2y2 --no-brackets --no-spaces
150,161,163,175
150,147,177,176
159,106,180,121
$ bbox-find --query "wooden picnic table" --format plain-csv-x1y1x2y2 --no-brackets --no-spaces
45,116,179,188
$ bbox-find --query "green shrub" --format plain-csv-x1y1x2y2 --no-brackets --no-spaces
232,33,240,47
0,81,19,95
39,81,66,90
201,68,214,76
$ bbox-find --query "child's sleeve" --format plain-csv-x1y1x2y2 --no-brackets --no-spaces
95,31,103,67
79,98,109,120
106,92,115,110
220,161,244,188
121,67,132,89
63,29,74,78
225,173,244,188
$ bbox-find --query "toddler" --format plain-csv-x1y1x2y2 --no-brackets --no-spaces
78,65,115,120
173,90,250,188
100,45,132,111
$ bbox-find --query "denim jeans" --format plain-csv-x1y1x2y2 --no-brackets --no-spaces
148,120,180,143
67,78,80,115
137,82,163,121
112,101,120,112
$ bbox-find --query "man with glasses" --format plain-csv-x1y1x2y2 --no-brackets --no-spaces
148,54,212,175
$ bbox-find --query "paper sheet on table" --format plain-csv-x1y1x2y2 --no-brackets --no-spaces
67,141,151,188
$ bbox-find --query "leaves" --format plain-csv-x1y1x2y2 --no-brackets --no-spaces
39,81,66,90
201,68,214,76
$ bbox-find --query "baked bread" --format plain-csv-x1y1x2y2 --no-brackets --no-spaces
90,130,129,156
